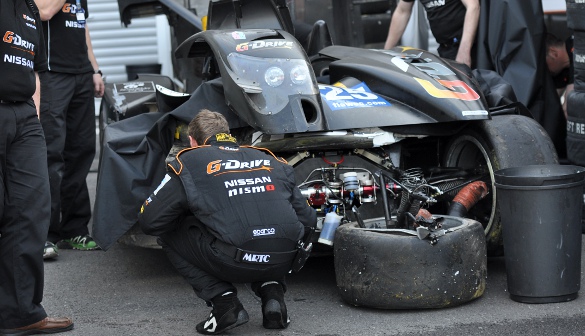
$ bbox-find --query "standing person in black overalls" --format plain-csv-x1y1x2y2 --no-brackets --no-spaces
0,0,73,334
38,0,104,259
384,0,480,68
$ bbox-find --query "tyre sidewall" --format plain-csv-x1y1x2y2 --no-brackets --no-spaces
334,217,487,309
445,115,558,254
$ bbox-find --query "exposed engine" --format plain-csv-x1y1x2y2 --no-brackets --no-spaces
292,150,489,234
298,167,377,229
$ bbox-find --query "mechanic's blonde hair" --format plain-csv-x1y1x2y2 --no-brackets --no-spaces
188,109,230,145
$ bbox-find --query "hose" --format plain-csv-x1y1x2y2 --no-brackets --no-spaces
447,181,489,217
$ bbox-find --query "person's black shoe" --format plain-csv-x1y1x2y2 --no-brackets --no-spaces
259,281,290,329
195,292,249,335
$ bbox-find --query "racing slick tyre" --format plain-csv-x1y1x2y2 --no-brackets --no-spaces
443,115,559,255
334,216,487,309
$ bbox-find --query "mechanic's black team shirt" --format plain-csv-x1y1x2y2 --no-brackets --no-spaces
0,0,47,101
168,134,310,250
403,0,466,45
42,0,92,74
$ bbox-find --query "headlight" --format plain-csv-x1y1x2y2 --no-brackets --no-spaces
264,67,285,87
290,65,308,85
226,52,318,115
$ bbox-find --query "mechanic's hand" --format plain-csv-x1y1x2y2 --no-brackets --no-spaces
93,73,105,98
455,51,472,68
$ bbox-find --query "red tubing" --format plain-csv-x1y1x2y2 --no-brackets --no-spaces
452,181,489,211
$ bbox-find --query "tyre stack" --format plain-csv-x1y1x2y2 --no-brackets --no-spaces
566,0,585,233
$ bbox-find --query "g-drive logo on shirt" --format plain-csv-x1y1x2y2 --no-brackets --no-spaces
3,31,35,69
3,31,35,54
62,3,82,14
62,3,85,29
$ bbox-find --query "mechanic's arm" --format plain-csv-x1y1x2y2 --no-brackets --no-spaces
138,173,190,236
284,166,317,228
456,0,480,67
291,186,317,228
384,0,415,50
86,24,105,97
34,72,41,117
34,0,66,21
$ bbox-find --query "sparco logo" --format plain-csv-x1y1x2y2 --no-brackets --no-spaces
575,53,585,64
243,253,270,263
253,228,276,236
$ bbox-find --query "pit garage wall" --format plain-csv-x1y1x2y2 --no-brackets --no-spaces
88,0,174,115
87,0,173,84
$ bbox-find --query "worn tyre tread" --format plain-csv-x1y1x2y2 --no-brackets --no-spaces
334,216,487,309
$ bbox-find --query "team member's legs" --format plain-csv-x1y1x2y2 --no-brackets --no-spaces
159,216,294,334
159,217,248,335
0,102,72,333
163,244,249,335
159,218,237,301
58,72,96,249
40,72,97,251
252,281,290,329
40,72,69,254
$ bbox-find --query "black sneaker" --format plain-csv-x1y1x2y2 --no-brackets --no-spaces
195,292,249,335
59,235,100,250
43,241,59,260
259,281,290,329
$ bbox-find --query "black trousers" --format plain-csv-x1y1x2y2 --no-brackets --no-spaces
160,217,289,302
39,72,96,242
0,101,49,329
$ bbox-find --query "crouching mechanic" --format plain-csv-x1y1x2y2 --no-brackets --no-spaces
138,109,317,335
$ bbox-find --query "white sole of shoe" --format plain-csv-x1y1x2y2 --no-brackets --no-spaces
43,249,58,260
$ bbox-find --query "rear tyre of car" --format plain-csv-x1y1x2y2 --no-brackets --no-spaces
334,216,487,309
444,115,559,255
